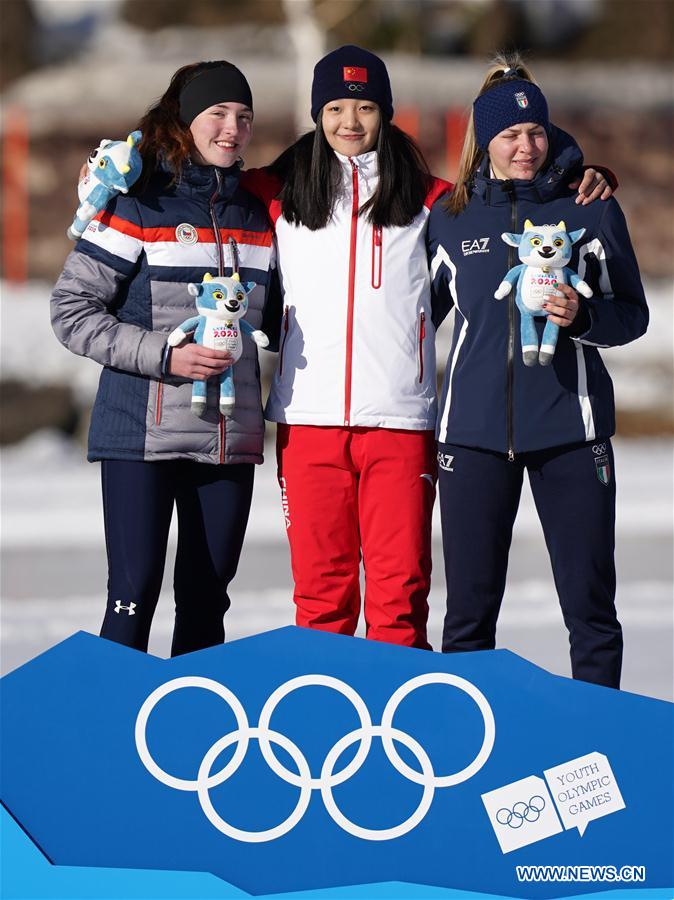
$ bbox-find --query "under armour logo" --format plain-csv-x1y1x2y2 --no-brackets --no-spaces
438,453,454,472
114,601,137,616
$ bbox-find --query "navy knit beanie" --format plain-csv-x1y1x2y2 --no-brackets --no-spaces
473,79,549,151
311,45,394,123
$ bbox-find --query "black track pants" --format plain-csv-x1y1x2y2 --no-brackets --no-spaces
99,459,254,656
438,440,621,688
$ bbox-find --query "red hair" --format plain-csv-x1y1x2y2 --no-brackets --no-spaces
134,62,223,187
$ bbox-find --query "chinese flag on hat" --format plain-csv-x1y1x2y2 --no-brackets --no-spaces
343,66,368,82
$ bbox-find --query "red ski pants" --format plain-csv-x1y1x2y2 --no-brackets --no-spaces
276,424,436,649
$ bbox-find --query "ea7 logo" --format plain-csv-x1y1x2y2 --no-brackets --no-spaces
438,452,455,472
461,238,490,256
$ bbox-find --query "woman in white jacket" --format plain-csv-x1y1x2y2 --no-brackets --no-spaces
244,45,611,651
240,47,448,648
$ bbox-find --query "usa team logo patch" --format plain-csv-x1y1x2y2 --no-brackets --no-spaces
595,455,611,486
176,223,198,245
515,91,529,109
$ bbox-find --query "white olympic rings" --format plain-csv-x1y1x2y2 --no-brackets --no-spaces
135,672,496,843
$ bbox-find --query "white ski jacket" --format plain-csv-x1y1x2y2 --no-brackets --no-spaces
262,151,450,430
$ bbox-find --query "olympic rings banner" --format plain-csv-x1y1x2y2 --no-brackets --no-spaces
1,627,673,899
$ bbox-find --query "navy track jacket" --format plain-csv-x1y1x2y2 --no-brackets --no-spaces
427,128,648,456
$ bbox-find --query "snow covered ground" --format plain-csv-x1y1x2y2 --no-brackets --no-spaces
1,280,672,699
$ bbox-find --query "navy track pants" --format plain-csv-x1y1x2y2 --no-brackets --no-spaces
99,459,254,656
438,440,621,688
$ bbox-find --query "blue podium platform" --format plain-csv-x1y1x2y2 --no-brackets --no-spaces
1,627,672,900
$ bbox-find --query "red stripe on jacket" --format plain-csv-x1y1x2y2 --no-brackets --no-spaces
94,211,272,246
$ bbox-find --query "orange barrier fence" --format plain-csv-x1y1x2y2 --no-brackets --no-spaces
393,107,469,184
2,106,29,284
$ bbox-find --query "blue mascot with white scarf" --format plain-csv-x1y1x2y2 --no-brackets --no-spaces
168,273,269,418
495,219,593,366
67,131,142,240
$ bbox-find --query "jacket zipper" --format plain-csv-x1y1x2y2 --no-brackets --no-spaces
504,180,516,461
210,169,225,277
210,168,226,461
418,310,426,383
344,158,359,426
279,305,289,376
371,225,382,289
155,380,163,425
228,235,240,276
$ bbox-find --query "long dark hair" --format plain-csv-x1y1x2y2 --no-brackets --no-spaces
132,61,230,191
269,114,432,230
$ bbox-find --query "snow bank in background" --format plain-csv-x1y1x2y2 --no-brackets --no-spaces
1,281,102,402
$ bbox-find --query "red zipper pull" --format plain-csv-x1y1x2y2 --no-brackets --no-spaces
371,225,383,289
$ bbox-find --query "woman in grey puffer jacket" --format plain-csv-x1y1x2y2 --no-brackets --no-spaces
51,61,277,656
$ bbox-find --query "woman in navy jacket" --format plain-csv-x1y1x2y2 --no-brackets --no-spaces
427,56,648,688
52,62,276,656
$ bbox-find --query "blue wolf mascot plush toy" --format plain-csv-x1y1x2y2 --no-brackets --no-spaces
494,219,593,366
67,131,142,240
167,273,269,417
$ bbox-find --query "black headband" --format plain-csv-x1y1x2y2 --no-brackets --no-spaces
179,63,253,125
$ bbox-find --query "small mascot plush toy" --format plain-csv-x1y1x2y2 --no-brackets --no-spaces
167,273,269,418
67,131,142,241
494,219,593,366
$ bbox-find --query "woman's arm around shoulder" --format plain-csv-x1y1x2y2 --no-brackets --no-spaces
571,197,648,349
240,168,284,218
51,193,166,377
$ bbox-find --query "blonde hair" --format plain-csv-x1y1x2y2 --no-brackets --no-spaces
446,52,538,216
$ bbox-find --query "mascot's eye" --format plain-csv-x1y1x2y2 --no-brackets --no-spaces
213,292,224,300
236,292,245,301
553,239,564,247
98,159,107,168
531,237,542,247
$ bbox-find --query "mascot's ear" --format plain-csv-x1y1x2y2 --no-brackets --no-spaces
501,232,521,247
203,272,214,283
188,283,199,297
243,281,256,293
524,218,535,231
568,228,586,245
128,130,142,146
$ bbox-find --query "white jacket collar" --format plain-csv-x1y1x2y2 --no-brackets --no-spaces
334,150,379,199
334,149,379,177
